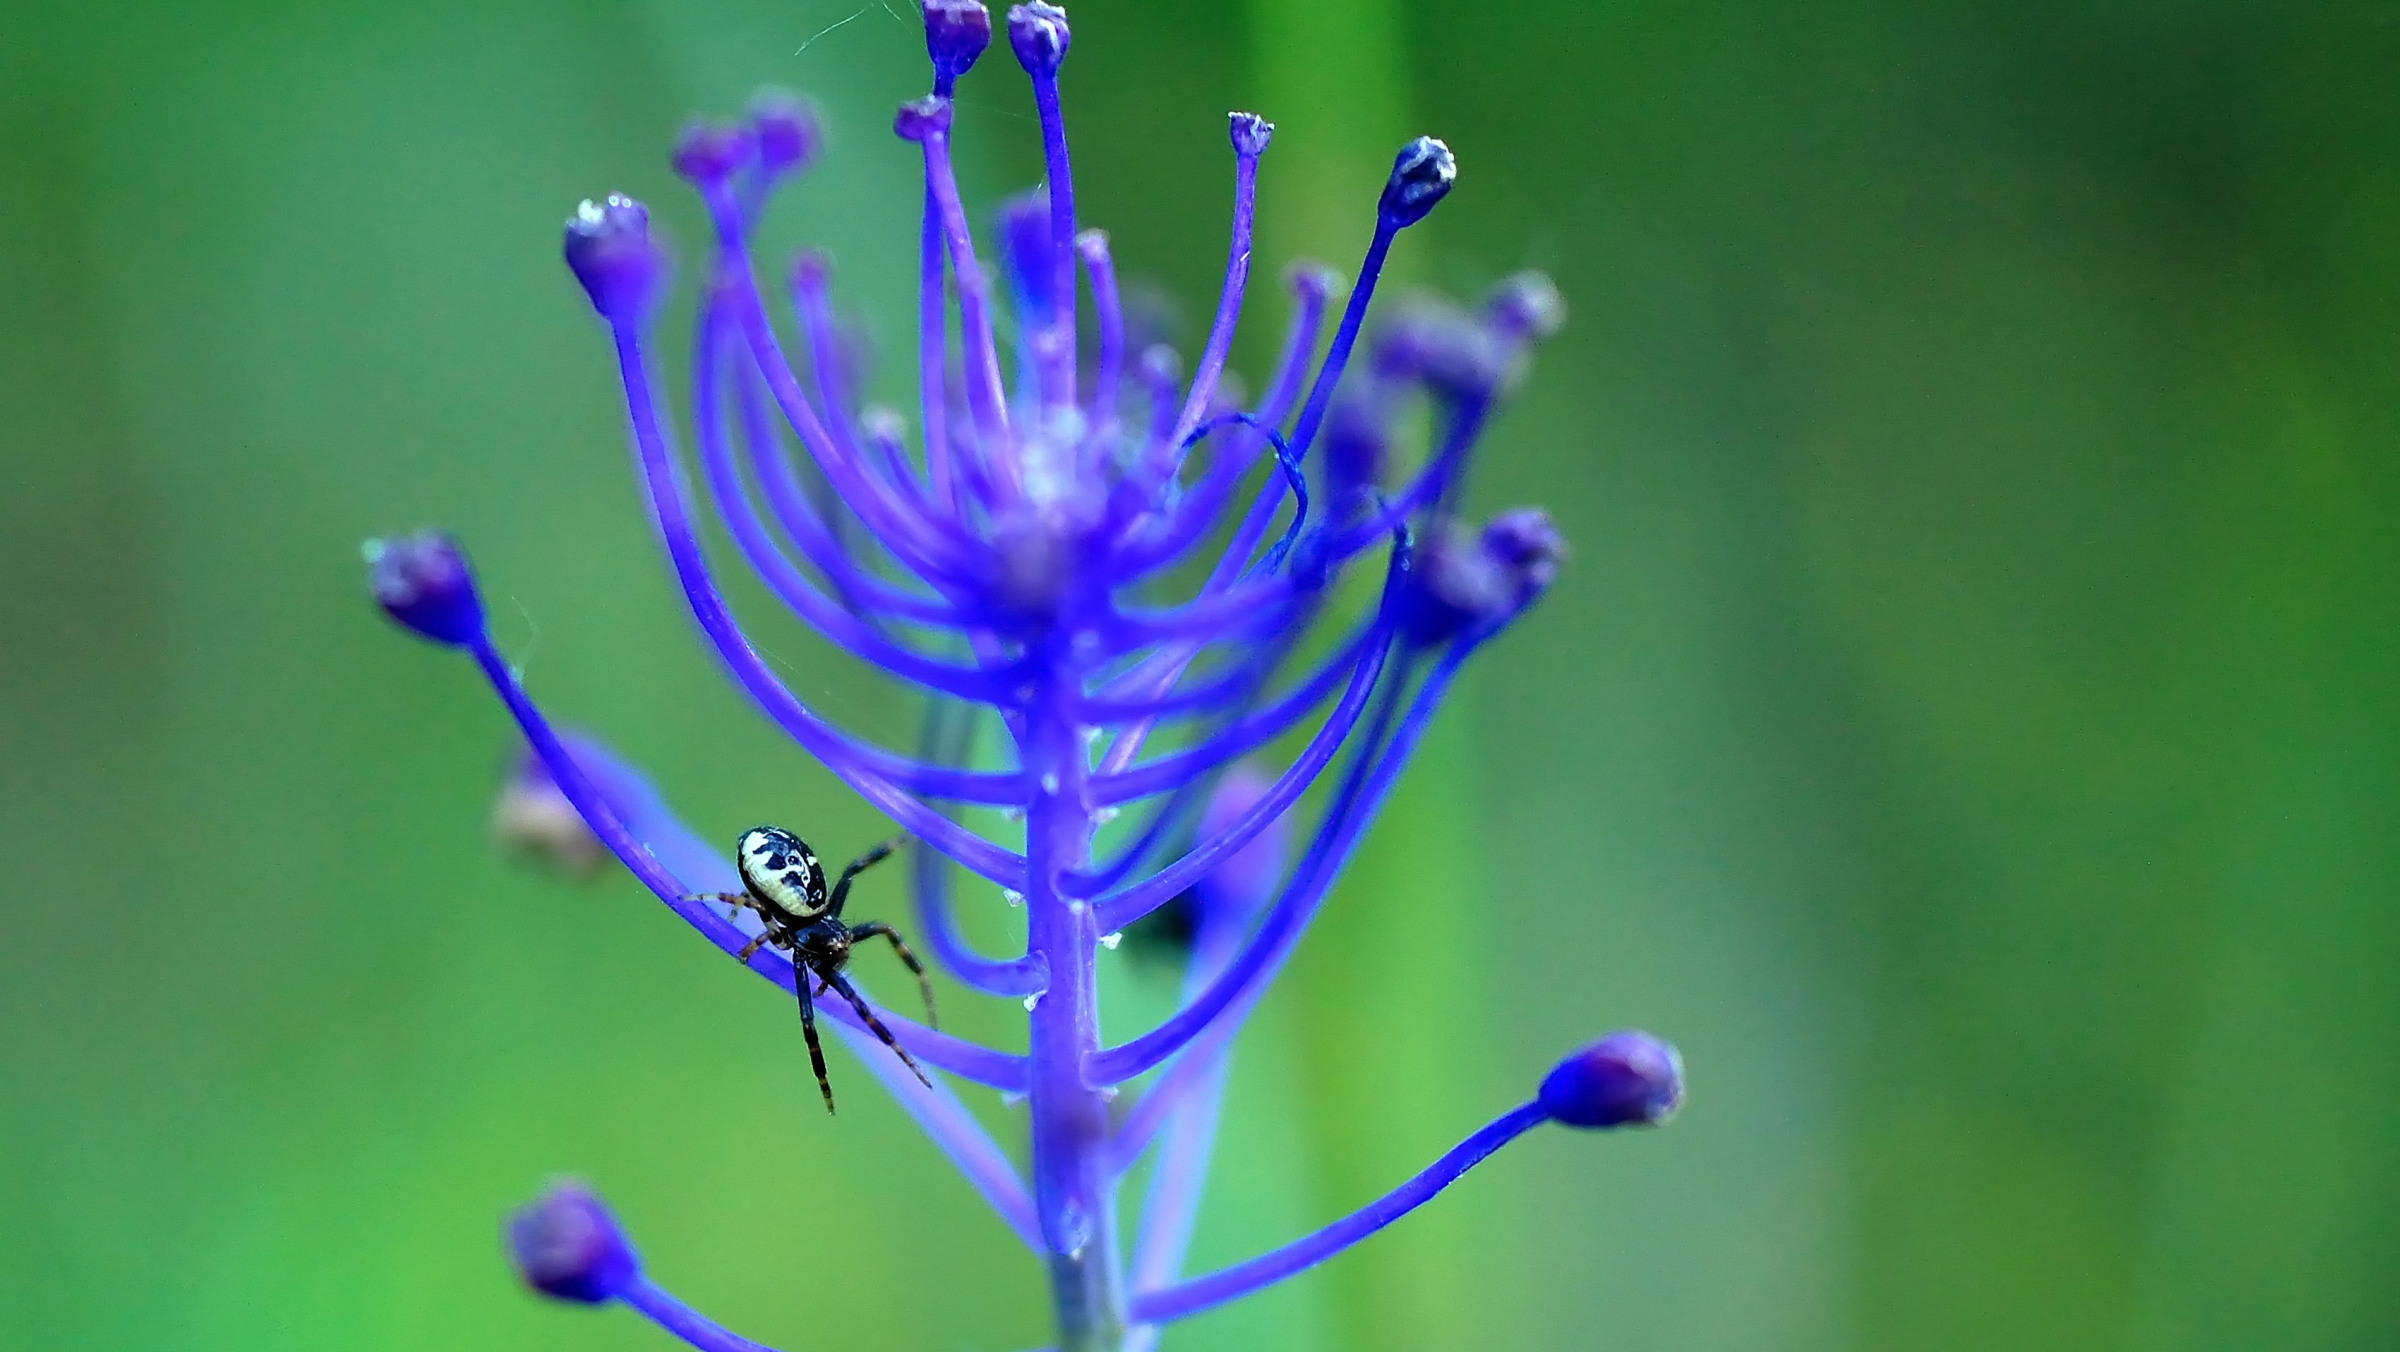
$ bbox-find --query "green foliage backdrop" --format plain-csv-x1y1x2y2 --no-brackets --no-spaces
2,1,2395,1349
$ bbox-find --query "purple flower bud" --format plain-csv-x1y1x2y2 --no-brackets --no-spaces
507,1182,639,1303
1485,270,1565,344
748,89,823,177
1322,390,1389,496
1287,259,1346,304
923,0,993,84
1538,1031,1684,1129
789,250,843,322
437,8,1602,1336
364,531,483,648
1373,302,1505,400
1378,136,1456,228
1007,2,1071,77
562,193,668,323
670,121,754,185
1228,111,1273,158
1401,524,1513,646
894,94,954,143
1401,510,1566,645
1480,508,1566,598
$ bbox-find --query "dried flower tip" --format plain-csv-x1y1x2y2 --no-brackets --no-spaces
364,531,483,647
1485,270,1565,343
1379,136,1456,228
562,193,668,323
493,751,607,877
923,0,994,85
748,89,823,177
1539,1031,1684,1129
507,1182,638,1303
1006,2,1071,77
894,94,954,144
671,121,755,186
1228,111,1273,158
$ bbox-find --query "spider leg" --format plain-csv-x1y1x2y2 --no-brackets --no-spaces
846,921,938,1029
827,834,909,917
823,970,933,1089
689,890,753,923
737,931,773,964
794,955,836,1114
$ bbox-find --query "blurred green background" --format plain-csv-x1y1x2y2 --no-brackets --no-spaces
5,0,2398,1348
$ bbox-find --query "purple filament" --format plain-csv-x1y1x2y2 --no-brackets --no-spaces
1128,1103,1550,1325
623,1277,783,1352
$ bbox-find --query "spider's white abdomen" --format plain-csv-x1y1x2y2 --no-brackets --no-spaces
737,825,828,918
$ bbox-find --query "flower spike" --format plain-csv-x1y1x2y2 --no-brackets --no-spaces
384,11,1665,1348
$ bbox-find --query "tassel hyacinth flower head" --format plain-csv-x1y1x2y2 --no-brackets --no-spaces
368,4,1682,1349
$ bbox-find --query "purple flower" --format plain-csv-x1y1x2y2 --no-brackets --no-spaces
372,4,1678,1349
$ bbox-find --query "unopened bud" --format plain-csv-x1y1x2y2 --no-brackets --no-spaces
1538,1031,1684,1129
562,194,668,323
506,1182,638,1303
1007,2,1071,77
364,532,484,648
924,0,993,85
1378,136,1455,228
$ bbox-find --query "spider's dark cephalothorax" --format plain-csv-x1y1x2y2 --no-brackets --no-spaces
692,826,937,1113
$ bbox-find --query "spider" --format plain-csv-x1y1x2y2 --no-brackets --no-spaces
692,826,938,1113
